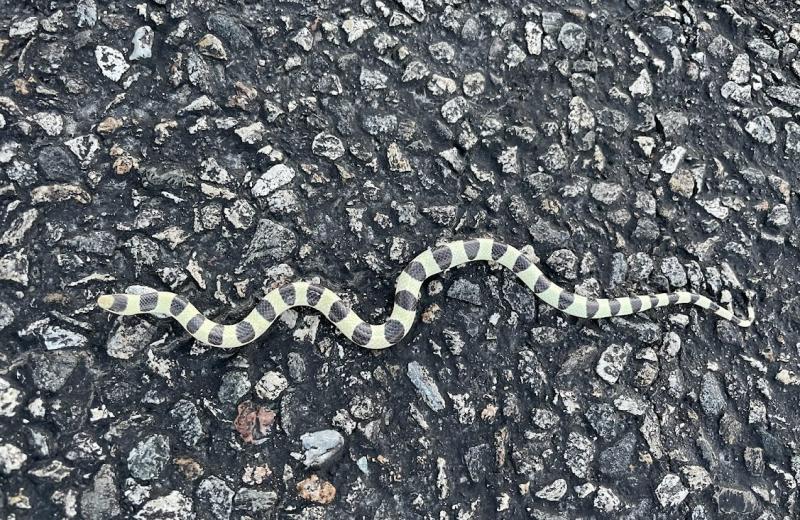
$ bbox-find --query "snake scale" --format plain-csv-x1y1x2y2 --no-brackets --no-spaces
97,238,754,349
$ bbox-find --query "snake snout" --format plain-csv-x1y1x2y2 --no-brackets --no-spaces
97,294,114,310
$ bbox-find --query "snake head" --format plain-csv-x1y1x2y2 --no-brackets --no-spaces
97,294,114,310
96,293,132,314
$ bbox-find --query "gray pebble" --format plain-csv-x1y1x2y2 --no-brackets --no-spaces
196,476,234,520
301,430,345,468
447,279,481,306
714,486,760,515
243,219,296,265
546,249,579,280
745,115,777,144
311,133,345,160
407,361,446,412
81,465,121,520
218,371,251,405
234,488,277,513
660,257,687,287
700,373,726,417
599,431,636,477
170,400,204,447
558,22,586,54
37,145,79,182
30,351,78,392
565,431,594,479
127,434,170,481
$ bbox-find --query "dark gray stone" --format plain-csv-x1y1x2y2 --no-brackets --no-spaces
127,434,170,481
80,464,121,520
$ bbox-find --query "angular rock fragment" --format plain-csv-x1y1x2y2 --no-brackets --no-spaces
297,475,335,504
407,361,446,411
311,133,345,160
655,473,688,507
301,430,345,468
243,219,296,264
127,435,170,481
130,26,154,60
745,115,776,144
95,46,129,81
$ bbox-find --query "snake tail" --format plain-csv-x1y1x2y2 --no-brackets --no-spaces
97,238,754,349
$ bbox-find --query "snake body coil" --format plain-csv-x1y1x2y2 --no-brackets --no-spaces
97,238,754,349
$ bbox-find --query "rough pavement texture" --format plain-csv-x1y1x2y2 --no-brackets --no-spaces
1,0,800,518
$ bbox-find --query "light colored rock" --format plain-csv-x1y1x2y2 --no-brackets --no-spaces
134,491,192,520
568,96,595,135
342,18,376,43
10,17,39,38
107,321,155,359
766,85,800,108
235,122,266,144
224,199,256,229
659,146,686,174
720,81,752,104
402,60,429,82
31,112,63,136
398,0,426,22
301,430,345,468
0,250,29,286
427,74,457,96
0,208,38,247
387,143,412,172
243,218,296,264
535,479,567,501
776,369,800,385
441,96,468,123
311,133,345,160
76,0,97,27
745,115,776,144
505,43,526,68
565,431,594,479
252,164,295,197
596,343,632,384
0,378,22,417
590,182,622,204
696,198,729,220
130,26,154,60
42,325,88,350
558,22,586,54
255,371,288,400
669,170,695,198
291,27,313,52
463,72,485,97
680,465,712,491
0,444,26,474
593,487,620,513
197,34,227,60
786,122,800,154
95,45,129,82
525,22,543,55
655,473,688,507
359,68,388,89
296,475,335,505
407,361,446,411
629,69,652,97
31,184,91,204
728,54,750,84
64,135,101,167
498,146,518,174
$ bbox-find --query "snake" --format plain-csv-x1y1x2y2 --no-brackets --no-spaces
97,238,754,349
